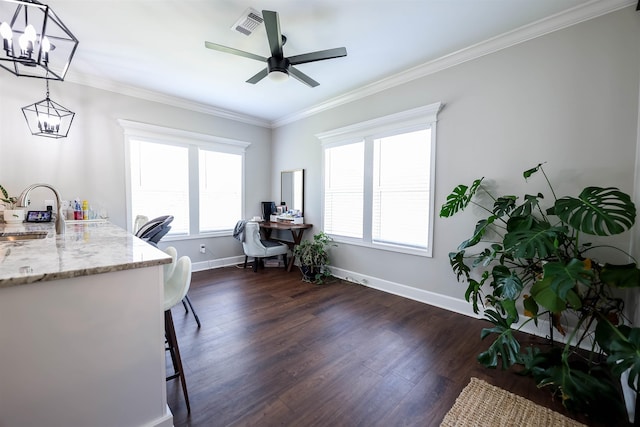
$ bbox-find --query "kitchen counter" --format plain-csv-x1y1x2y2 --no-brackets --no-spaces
0,220,170,288
0,219,174,427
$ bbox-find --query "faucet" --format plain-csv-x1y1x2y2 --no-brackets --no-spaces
17,183,65,234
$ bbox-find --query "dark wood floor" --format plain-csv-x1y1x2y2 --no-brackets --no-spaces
166,266,624,427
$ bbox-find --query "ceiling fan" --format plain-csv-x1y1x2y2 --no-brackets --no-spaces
204,10,347,88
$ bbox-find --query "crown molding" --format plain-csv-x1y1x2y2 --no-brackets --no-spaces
64,0,634,130
64,72,272,128
272,0,635,128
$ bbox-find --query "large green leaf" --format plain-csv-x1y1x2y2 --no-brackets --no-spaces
523,163,545,179
552,187,636,236
511,193,544,217
530,276,582,312
464,271,489,314
492,196,516,217
601,263,640,289
449,251,470,281
596,321,640,393
538,363,625,419
491,265,524,300
439,178,484,218
478,309,521,369
471,244,504,269
458,216,496,250
523,295,539,324
503,216,565,259
542,259,593,300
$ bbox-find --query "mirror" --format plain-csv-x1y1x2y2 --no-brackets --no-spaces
281,169,304,214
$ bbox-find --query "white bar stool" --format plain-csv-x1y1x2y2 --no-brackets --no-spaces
163,252,192,413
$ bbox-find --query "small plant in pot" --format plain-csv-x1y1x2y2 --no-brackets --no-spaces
440,163,640,423
0,184,23,223
293,231,336,284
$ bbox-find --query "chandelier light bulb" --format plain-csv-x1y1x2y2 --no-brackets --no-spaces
0,22,12,54
0,22,12,40
37,113,61,133
24,24,36,42
18,33,28,51
41,36,51,53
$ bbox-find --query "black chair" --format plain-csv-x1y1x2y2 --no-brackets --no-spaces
136,215,201,328
135,215,174,245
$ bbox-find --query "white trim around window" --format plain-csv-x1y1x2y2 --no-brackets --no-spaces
119,119,250,238
317,102,442,257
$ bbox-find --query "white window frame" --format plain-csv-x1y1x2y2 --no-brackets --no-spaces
119,119,250,239
317,102,442,257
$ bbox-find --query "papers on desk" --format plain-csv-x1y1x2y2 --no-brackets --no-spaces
274,214,304,224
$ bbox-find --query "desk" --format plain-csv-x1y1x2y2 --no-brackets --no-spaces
259,221,312,272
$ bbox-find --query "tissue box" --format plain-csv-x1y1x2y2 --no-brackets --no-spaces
270,214,278,222
292,217,304,224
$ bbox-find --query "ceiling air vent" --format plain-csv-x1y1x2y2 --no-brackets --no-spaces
232,7,263,36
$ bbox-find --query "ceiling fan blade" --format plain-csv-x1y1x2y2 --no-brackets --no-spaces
288,47,347,66
246,68,269,84
288,66,319,88
205,41,267,62
262,10,284,59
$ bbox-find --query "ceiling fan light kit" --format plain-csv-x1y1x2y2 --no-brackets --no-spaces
205,9,347,87
0,0,78,81
268,69,289,83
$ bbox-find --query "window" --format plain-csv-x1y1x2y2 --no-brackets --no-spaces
130,140,190,234
318,103,441,256
324,141,364,238
120,120,250,237
199,149,242,232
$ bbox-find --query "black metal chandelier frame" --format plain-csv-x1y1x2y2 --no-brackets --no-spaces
21,78,75,138
0,0,78,81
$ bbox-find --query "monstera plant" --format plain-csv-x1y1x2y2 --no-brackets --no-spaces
440,163,640,421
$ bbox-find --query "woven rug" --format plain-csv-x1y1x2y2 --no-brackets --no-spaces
440,378,587,427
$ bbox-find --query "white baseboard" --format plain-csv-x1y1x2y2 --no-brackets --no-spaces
142,405,173,427
192,255,245,272
330,267,481,319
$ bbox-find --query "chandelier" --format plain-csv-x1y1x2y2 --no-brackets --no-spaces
22,78,74,138
0,0,78,80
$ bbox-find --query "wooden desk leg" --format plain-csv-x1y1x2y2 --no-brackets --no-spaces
287,229,306,273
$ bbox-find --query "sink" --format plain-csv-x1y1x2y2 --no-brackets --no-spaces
0,232,48,241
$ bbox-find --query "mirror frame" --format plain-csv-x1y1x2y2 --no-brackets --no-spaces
280,169,304,214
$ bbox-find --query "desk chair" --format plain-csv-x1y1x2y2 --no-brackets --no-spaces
242,221,289,272
136,216,201,328
164,254,192,413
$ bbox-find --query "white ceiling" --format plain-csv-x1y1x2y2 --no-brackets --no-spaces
44,0,628,126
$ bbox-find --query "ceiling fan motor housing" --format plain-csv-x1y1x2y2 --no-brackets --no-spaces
267,56,290,75
205,10,346,87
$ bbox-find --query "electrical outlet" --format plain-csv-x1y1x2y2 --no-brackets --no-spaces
199,244,206,254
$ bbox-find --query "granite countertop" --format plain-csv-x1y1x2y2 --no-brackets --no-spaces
0,220,171,288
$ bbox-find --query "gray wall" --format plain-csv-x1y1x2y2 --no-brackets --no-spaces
0,76,272,263
272,7,640,304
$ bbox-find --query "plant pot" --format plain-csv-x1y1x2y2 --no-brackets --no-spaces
3,209,24,224
300,265,320,282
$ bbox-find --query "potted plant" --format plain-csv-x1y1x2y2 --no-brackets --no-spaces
293,231,336,284
0,184,23,224
440,163,640,422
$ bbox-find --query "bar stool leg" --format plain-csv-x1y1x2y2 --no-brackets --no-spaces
165,309,191,413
